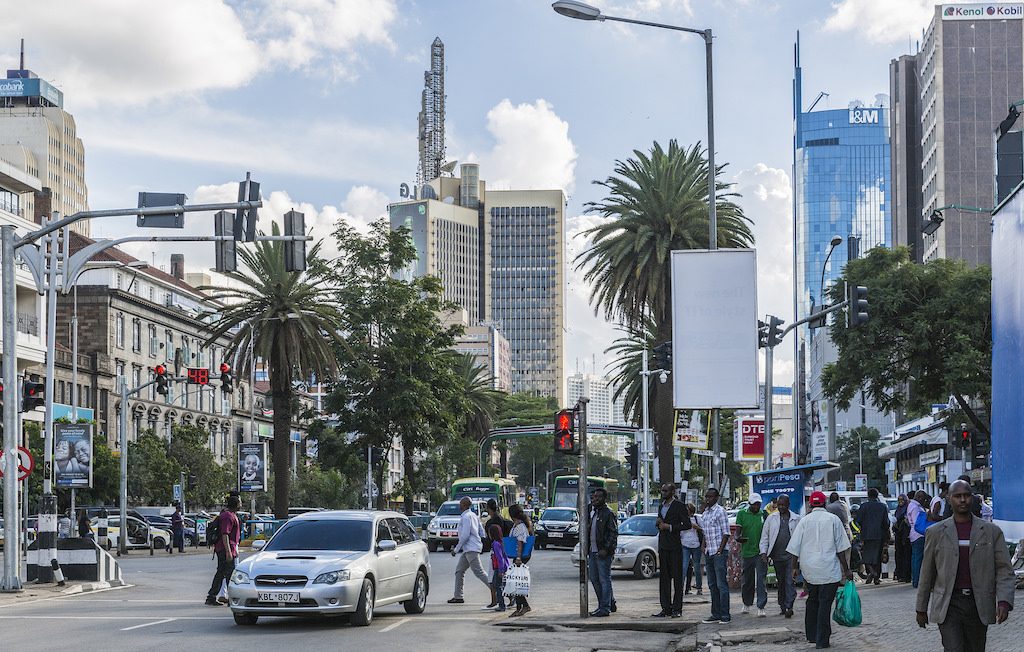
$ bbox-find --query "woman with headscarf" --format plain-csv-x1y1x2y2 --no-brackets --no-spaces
893,494,912,582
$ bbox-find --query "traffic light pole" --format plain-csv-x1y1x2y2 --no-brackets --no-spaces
118,376,159,556
1,225,21,591
576,397,589,619
640,349,651,514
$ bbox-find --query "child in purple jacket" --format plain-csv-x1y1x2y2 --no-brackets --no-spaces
487,524,509,611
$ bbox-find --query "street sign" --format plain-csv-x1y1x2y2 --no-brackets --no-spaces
673,410,708,449
0,446,34,481
173,483,182,503
854,473,868,491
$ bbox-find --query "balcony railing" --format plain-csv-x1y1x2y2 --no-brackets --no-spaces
16,312,39,336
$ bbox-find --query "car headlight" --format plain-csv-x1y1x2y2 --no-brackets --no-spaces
230,570,251,585
428,520,439,532
568,525,579,533
536,524,546,531
313,570,351,585
615,546,627,555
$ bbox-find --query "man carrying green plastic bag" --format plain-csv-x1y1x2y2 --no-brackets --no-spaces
833,580,862,627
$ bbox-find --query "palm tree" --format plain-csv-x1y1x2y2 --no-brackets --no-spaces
201,225,343,518
452,352,501,444
576,140,754,484
605,316,656,427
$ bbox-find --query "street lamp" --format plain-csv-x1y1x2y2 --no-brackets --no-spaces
921,205,991,236
818,235,843,310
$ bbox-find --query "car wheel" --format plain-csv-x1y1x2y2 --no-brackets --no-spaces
427,540,438,553
233,613,258,626
153,537,166,549
351,579,374,627
442,543,453,552
538,543,546,550
403,570,428,614
634,551,657,580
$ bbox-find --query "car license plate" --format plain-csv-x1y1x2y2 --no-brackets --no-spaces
442,531,457,537
257,591,300,603
548,532,563,538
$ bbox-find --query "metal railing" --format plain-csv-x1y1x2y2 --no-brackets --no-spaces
16,312,38,335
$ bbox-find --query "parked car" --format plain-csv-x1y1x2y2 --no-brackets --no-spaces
425,500,486,552
144,514,198,546
572,514,659,579
535,507,580,549
228,510,430,627
91,515,171,551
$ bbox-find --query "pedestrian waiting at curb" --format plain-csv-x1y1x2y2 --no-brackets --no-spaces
916,480,1015,652
700,487,731,625
682,502,703,596
737,492,768,617
652,482,692,619
893,494,913,583
508,503,533,617
483,523,508,612
587,487,618,617
169,503,185,553
787,491,853,650
77,509,92,540
760,493,799,618
447,496,490,606
205,494,241,606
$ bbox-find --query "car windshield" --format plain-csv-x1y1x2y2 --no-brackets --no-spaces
264,519,372,552
436,503,462,516
619,516,658,537
541,509,576,521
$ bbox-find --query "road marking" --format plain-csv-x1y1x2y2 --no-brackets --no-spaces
379,617,409,632
0,615,231,621
121,618,176,631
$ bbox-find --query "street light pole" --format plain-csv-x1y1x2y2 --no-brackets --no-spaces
1,225,21,591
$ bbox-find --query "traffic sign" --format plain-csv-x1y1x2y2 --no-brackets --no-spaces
173,483,183,503
0,446,34,481
854,473,868,491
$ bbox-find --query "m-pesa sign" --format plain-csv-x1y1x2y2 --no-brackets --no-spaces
734,417,765,462
942,4,1024,20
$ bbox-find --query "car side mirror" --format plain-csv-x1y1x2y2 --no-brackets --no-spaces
252,539,266,550
377,539,397,552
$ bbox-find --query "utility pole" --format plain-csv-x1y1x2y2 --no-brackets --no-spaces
640,350,651,514
1,225,21,591
576,397,589,619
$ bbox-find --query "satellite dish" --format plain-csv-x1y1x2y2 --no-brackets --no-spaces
440,160,458,175
443,197,455,204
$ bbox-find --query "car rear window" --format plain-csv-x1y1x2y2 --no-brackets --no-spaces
618,517,658,537
264,519,372,551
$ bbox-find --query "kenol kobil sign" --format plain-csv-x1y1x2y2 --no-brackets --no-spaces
942,4,1024,20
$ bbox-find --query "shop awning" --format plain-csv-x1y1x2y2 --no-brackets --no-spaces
878,422,948,458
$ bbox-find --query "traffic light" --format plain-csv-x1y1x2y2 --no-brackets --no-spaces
767,316,785,347
214,210,237,273
959,425,973,449
187,473,197,490
554,409,576,454
358,446,385,464
283,209,307,273
22,378,44,412
757,320,769,349
219,363,233,394
652,341,672,370
846,283,869,327
234,172,260,243
154,365,169,395
625,443,639,481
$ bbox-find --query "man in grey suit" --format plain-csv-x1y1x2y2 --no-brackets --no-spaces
916,480,1015,652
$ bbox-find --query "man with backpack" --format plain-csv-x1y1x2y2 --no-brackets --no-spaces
205,495,241,606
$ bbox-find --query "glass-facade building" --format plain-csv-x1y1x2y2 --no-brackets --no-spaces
792,34,892,468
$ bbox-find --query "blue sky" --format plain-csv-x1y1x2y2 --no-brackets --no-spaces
1,0,940,382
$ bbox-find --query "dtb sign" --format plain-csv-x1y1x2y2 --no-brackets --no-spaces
734,417,766,462
849,109,879,125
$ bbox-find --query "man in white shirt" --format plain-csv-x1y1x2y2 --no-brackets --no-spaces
787,491,854,649
447,497,490,605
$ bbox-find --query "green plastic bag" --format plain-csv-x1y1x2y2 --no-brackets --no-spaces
832,580,862,627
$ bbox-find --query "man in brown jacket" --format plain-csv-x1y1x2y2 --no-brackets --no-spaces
916,480,1015,652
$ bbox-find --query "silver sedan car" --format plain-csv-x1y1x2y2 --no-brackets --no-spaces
228,510,430,626
572,514,660,579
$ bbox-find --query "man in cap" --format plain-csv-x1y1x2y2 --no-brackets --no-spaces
736,492,769,617
787,491,853,649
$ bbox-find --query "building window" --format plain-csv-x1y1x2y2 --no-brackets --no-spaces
132,366,141,391
148,325,158,357
115,273,122,290
115,314,125,348
116,361,125,389
132,320,142,352
165,331,174,362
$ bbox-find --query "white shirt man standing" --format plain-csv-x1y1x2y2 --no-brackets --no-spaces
448,497,490,605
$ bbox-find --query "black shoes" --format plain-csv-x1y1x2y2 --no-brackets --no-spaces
652,611,670,618
671,611,682,618
447,597,464,604
590,609,610,617
610,601,617,613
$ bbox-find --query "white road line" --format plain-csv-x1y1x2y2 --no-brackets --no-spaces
0,615,230,621
120,618,176,631
379,617,409,632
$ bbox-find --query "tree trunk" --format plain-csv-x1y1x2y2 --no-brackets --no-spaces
270,368,292,519
403,446,415,516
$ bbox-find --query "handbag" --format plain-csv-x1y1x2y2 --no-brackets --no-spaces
502,564,531,597
832,580,862,627
503,535,535,559
913,512,937,537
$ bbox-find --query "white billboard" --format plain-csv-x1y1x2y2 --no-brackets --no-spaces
671,249,759,409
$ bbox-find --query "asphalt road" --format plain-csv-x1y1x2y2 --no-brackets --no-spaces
0,544,683,652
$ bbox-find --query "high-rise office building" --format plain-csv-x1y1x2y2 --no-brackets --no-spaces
792,33,893,467
0,47,89,234
897,5,1024,266
417,37,446,186
890,54,926,261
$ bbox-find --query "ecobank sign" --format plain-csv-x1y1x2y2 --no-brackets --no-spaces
849,108,880,125
942,4,1024,20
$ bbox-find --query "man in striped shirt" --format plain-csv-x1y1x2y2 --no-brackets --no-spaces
700,488,732,624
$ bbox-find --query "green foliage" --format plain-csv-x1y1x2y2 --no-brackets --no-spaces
576,140,754,483
823,246,991,429
289,463,362,509
834,426,886,489
126,425,232,509
127,432,178,505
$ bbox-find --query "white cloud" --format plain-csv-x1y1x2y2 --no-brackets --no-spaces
0,0,398,106
732,162,794,385
822,0,933,45
565,214,621,376
476,99,578,194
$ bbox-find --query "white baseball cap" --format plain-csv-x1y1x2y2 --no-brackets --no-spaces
748,493,763,504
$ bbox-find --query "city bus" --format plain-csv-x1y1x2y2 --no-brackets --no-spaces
551,476,619,513
449,476,518,518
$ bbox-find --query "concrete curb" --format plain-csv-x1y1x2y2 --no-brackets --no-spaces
60,579,126,595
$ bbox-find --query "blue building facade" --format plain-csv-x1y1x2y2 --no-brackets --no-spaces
792,34,892,468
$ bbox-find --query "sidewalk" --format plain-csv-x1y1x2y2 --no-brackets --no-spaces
0,579,126,608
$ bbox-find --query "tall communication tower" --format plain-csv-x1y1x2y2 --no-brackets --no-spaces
417,37,446,186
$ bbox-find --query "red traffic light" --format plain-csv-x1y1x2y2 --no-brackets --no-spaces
557,412,571,431
554,409,576,453
220,362,230,374
154,365,166,376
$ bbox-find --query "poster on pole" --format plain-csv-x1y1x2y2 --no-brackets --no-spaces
673,409,708,449
54,422,93,488
238,441,268,492
733,417,766,462
670,249,759,409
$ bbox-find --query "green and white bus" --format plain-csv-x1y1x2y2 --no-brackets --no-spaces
551,476,619,513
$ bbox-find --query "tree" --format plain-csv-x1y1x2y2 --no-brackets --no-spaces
576,140,754,484
127,432,178,505
166,425,233,509
834,426,886,488
822,246,991,433
327,220,466,515
201,224,344,518
453,352,502,444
